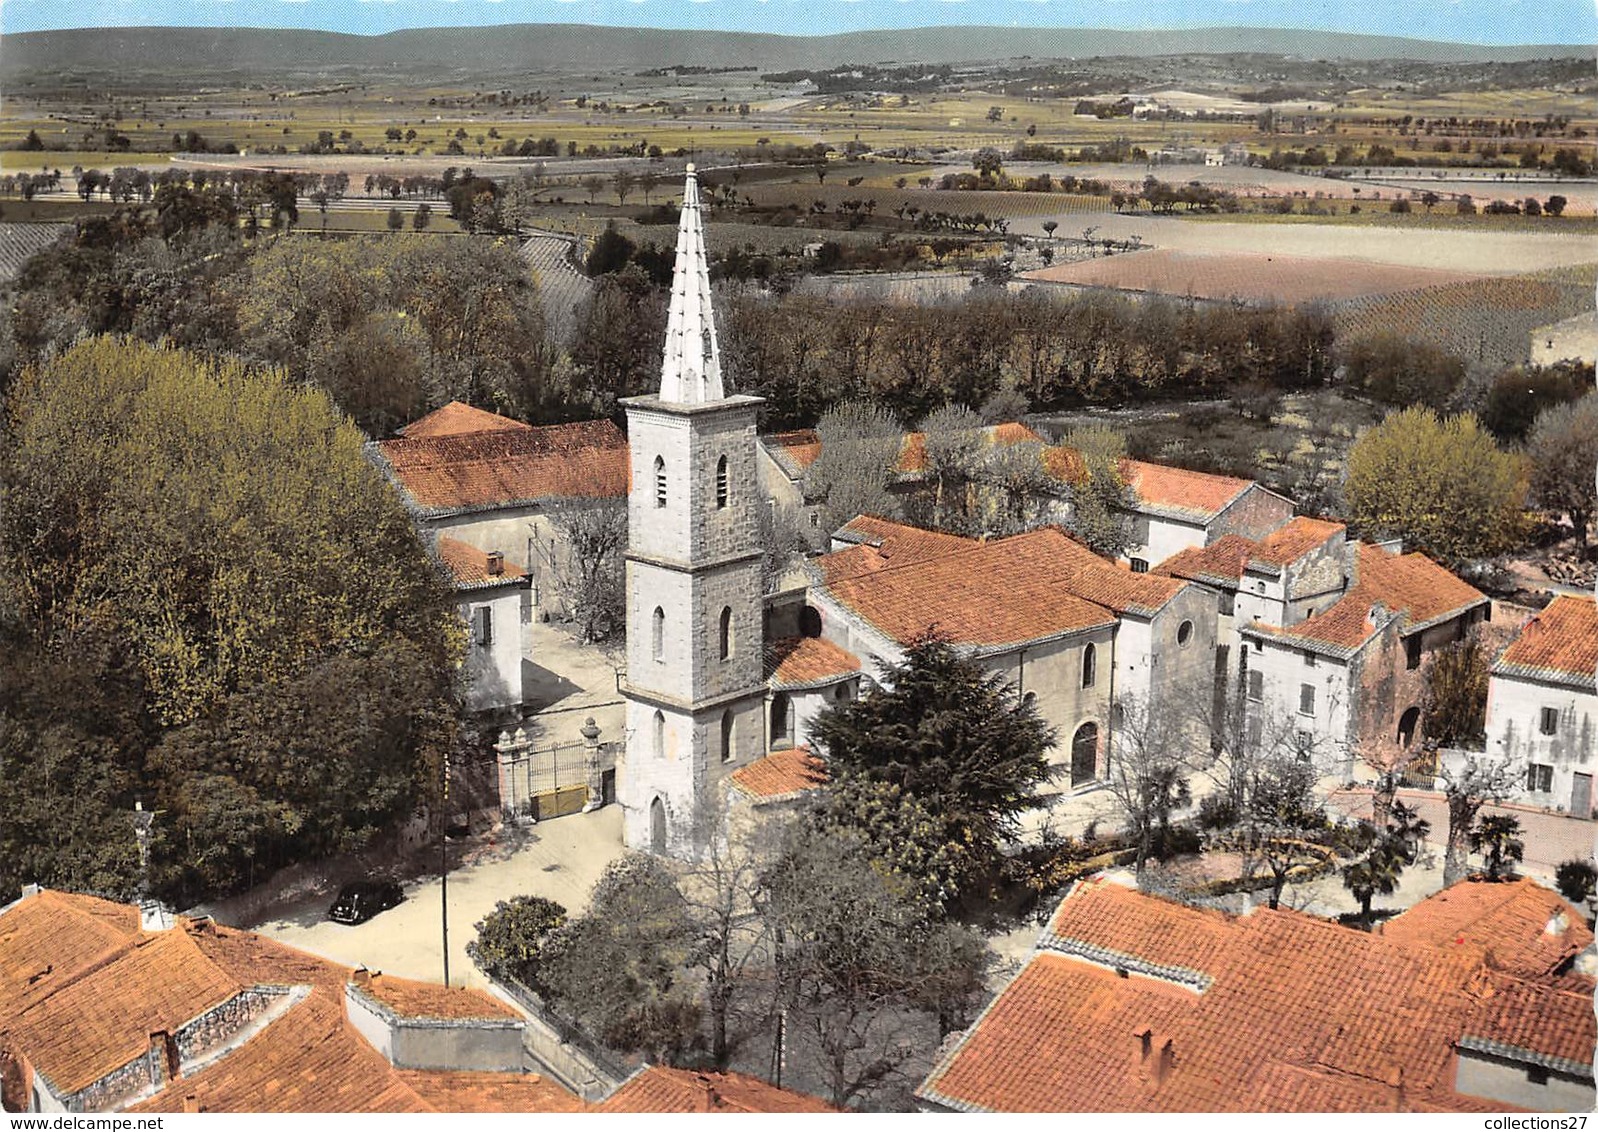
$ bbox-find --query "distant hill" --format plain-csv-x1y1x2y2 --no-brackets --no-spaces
1,23,1586,83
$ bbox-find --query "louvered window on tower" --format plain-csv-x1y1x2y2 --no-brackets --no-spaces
716,455,729,509
654,455,667,508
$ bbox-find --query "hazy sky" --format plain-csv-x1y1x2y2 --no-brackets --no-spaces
3,0,1592,45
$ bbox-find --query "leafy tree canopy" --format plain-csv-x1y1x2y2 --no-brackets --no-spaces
0,337,459,903
1344,407,1526,565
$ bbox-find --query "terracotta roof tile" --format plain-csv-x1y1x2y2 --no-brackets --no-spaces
3,893,584,1114
728,747,827,801
1250,517,1347,568
820,526,1182,649
128,995,432,1114
596,1067,837,1112
1459,977,1597,1074
1247,543,1486,656
920,879,1590,1114
1123,460,1254,522
1378,877,1592,980
764,636,861,689
1494,595,1597,687
1155,533,1257,586
434,538,527,591
11,929,242,1095
396,1070,588,1113
398,402,533,439
371,418,628,516
358,973,521,1021
823,515,975,586
762,430,821,480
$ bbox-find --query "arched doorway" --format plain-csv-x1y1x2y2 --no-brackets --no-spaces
649,797,667,854
1071,723,1099,788
1397,706,1420,748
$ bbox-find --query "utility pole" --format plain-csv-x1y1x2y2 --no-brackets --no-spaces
441,747,451,987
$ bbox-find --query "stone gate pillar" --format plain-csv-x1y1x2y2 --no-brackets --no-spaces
495,726,533,823
580,717,605,812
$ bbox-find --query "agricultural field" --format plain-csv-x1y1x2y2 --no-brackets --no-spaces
0,222,69,280
1019,248,1484,304
1331,263,1597,369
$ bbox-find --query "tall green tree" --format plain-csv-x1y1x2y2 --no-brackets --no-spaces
1527,391,1598,557
810,630,1056,904
0,338,459,903
1344,407,1526,565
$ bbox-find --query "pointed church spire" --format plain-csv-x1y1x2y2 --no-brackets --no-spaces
658,164,724,404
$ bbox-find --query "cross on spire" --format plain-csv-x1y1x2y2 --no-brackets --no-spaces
658,164,724,404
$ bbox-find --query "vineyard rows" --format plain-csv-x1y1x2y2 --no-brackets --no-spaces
0,223,69,282
1331,263,1597,369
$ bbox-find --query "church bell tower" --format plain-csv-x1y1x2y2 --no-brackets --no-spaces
619,164,766,857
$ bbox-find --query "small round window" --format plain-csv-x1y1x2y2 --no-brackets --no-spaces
1177,620,1194,647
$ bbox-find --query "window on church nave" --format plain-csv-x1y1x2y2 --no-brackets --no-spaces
1081,642,1097,689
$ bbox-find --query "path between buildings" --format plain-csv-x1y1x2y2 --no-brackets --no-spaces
239,807,628,990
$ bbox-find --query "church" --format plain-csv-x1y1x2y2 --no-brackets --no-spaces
374,166,1487,860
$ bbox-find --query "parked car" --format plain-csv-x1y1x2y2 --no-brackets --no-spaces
328,880,405,925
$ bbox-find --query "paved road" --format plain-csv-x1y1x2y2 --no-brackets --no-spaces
1328,787,1597,879
246,807,627,990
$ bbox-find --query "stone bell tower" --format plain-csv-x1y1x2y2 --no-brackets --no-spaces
618,164,766,857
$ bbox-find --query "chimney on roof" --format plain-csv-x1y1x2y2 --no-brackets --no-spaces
1154,1036,1176,1085
486,550,505,577
693,1072,721,1112
1133,1027,1153,1074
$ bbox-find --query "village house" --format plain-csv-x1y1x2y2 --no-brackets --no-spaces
0,888,832,1115
918,875,1596,1113
1107,460,1295,573
1233,541,1489,776
1481,595,1597,818
791,515,1218,790
366,404,629,719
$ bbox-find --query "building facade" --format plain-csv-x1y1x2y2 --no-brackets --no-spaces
618,165,768,857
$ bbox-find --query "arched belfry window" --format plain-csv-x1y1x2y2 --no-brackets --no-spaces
653,455,667,508
652,607,665,662
720,711,735,763
716,455,729,509
653,710,666,757
1082,642,1097,689
718,606,733,661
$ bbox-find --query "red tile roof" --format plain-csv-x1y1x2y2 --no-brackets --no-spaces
1155,533,1257,586
596,1067,837,1112
1124,460,1254,522
1493,595,1597,688
1250,516,1347,568
728,747,827,801
819,526,1183,650
822,529,1119,649
9,927,243,1095
371,418,629,516
822,515,976,586
919,878,1594,1114
396,1070,589,1113
1459,977,1597,1075
358,973,521,1021
764,635,861,689
2,892,583,1114
434,537,527,591
129,995,433,1114
1246,542,1485,656
1378,877,1592,981
762,429,822,480
398,401,533,439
